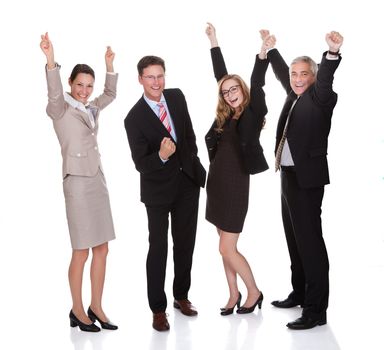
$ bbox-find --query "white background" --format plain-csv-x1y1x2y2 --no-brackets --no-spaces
1,0,383,349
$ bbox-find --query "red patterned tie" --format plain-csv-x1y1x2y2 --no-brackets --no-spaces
158,103,171,133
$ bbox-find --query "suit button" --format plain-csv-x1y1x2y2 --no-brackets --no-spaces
77,153,81,157
94,146,98,150
91,133,95,136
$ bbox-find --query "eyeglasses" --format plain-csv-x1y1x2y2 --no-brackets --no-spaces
221,85,240,98
142,74,165,82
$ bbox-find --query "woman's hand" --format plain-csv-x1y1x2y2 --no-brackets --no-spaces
40,32,55,69
259,29,276,60
205,22,218,48
105,46,115,73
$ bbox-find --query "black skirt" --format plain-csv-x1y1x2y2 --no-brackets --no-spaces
205,119,249,233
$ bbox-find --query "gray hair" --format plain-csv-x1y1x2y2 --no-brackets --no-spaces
290,56,318,77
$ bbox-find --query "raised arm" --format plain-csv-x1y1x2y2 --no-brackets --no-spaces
40,32,66,119
91,45,118,110
40,32,55,70
313,31,343,105
260,30,291,94
206,22,228,81
205,22,218,48
105,46,115,73
248,32,271,126
259,29,276,60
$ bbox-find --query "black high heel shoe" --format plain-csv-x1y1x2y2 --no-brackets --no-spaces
69,310,100,332
220,292,242,316
87,307,118,330
236,292,263,314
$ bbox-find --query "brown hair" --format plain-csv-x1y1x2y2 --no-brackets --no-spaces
69,64,95,82
137,55,166,76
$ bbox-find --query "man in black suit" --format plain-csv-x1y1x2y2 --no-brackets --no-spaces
260,31,343,330
124,56,206,332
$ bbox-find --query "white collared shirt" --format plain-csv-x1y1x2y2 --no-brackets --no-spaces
64,92,96,128
280,140,295,166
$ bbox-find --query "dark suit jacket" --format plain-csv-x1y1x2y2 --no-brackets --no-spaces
124,88,206,205
205,47,269,175
268,49,341,188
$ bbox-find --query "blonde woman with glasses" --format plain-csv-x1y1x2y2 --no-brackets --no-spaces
204,23,271,316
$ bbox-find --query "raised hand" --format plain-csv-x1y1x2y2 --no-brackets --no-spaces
326,31,343,52
259,29,276,59
205,22,218,48
259,29,270,41
40,32,55,69
105,46,115,72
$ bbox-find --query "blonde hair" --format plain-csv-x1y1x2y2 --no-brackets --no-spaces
215,75,250,132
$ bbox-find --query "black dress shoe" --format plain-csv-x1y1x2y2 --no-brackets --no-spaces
69,310,100,332
220,292,242,316
271,297,303,308
237,292,263,314
87,307,118,330
286,315,327,330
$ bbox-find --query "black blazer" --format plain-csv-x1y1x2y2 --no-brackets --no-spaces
124,88,206,205
268,49,341,188
205,47,269,175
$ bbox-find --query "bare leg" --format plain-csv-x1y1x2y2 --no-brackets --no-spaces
217,228,239,307
219,230,261,307
90,242,109,322
69,248,91,323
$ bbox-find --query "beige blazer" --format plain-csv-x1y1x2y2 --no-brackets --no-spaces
45,67,118,178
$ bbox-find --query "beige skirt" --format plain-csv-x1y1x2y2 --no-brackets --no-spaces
63,169,116,249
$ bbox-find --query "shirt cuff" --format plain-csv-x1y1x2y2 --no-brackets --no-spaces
159,153,168,163
325,53,339,60
46,62,60,71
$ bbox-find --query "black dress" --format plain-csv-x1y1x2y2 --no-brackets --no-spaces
205,118,249,233
204,46,269,233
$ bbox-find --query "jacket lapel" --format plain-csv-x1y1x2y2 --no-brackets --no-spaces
139,97,171,138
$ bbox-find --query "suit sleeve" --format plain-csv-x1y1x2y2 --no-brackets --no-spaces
249,55,268,127
92,73,118,110
45,66,66,120
313,52,341,106
267,48,291,94
210,47,228,82
205,121,218,162
124,114,165,175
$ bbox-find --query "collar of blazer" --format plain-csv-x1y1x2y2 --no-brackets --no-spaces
64,92,98,129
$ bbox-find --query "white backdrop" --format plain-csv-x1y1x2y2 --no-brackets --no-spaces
1,0,383,349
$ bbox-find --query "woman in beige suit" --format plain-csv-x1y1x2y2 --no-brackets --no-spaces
40,32,118,332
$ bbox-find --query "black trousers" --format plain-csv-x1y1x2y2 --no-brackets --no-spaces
145,172,200,313
280,167,329,320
